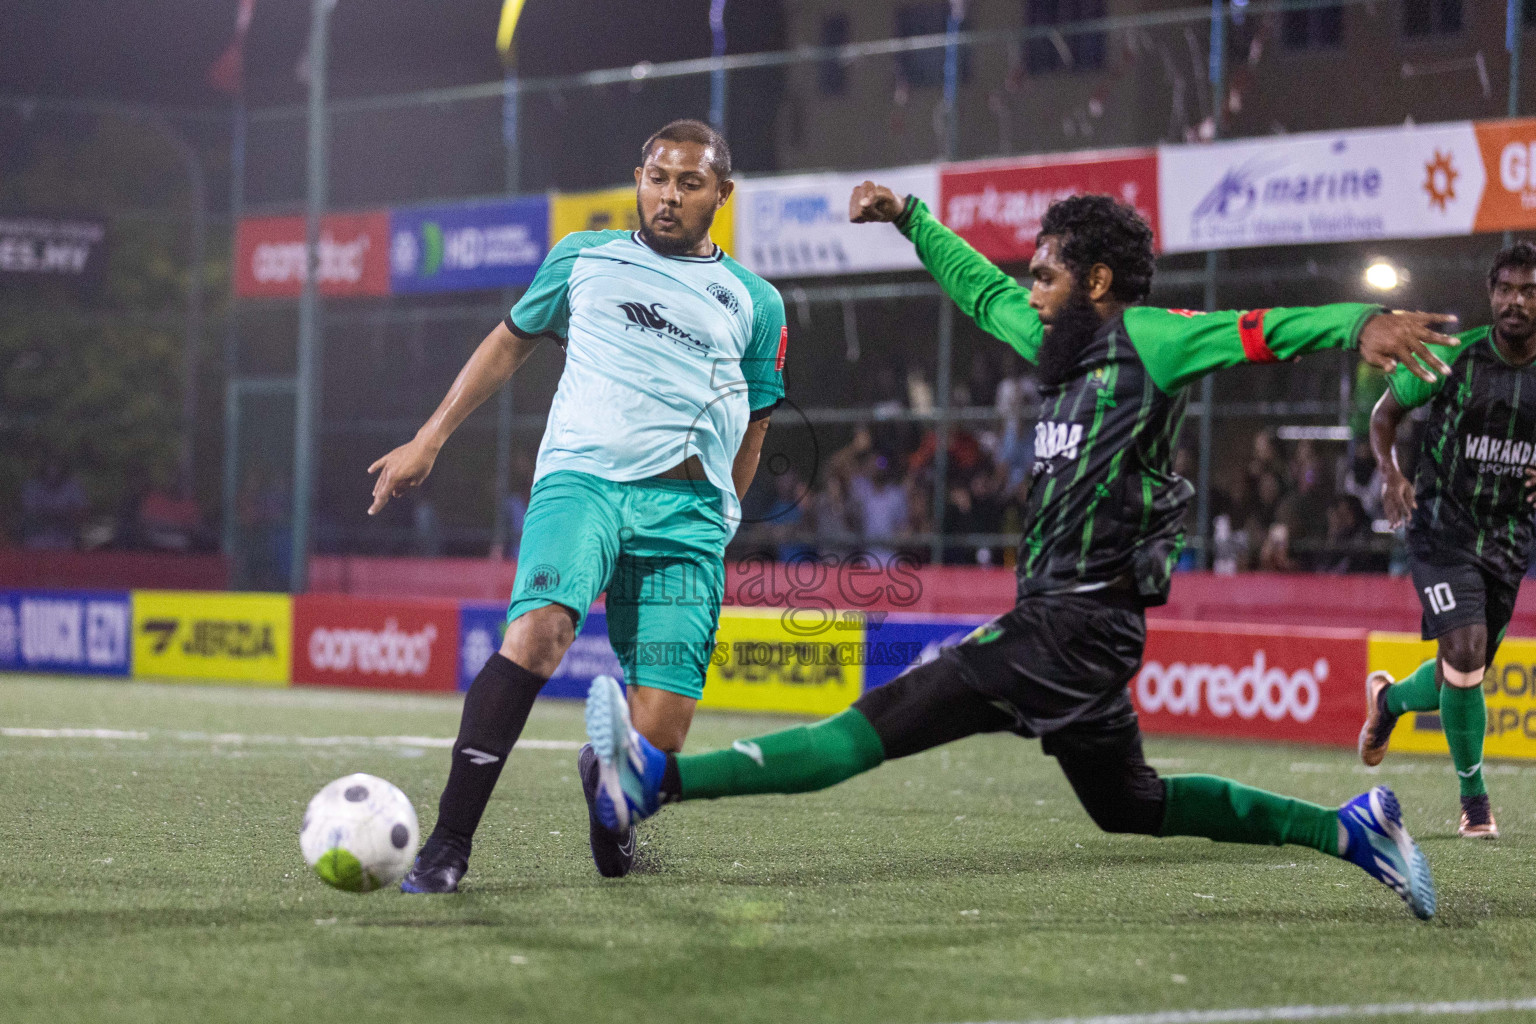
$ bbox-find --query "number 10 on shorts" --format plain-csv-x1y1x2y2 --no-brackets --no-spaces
1424,582,1457,615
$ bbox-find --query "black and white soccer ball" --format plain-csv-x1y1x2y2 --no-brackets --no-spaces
299,773,419,893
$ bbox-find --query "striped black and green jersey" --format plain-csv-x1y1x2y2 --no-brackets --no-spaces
895,197,1381,605
1389,326,1536,587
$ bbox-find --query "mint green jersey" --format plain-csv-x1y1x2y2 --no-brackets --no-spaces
509,230,787,535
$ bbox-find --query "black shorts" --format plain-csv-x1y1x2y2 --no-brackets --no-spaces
1407,551,1520,647
852,590,1165,835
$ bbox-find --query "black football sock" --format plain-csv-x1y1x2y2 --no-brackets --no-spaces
433,653,547,842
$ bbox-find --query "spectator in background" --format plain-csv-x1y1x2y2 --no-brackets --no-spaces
1312,494,1387,574
1338,442,1384,522
1284,438,1333,549
849,449,909,566
137,472,207,552
20,458,87,550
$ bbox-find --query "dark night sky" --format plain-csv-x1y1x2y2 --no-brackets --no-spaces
0,0,784,107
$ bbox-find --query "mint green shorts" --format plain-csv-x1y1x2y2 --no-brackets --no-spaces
506,469,728,700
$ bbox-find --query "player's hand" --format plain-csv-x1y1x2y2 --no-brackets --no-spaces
367,437,438,515
1357,311,1459,382
1381,469,1416,528
849,182,906,224
1525,466,1536,506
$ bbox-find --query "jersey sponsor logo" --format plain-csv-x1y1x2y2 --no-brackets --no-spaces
776,325,788,371
616,301,711,354
706,281,741,315
1033,421,1084,465
1136,651,1325,723
1464,434,1535,475
525,564,561,595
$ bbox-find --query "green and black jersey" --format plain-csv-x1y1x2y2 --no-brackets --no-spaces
1389,327,1536,588
895,197,1381,605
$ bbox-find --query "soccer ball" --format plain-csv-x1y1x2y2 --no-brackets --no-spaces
300,773,419,892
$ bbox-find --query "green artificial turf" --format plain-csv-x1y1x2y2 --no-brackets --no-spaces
2,675,1535,1024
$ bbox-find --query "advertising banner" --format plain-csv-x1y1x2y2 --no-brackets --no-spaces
733,165,939,277
1471,117,1536,234
0,589,131,676
1159,122,1484,253
861,613,986,691
458,603,621,698
132,591,292,685
701,607,865,716
234,211,391,298
940,149,1159,263
551,186,734,253
389,197,549,294
1134,621,1369,747
293,595,459,692
0,215,107,288
1369,632,1536,760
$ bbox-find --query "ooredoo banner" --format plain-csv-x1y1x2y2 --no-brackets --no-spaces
1134,621,1369,746
733,165,938,278
234,211,391,298
293,595,459,692
0,589,131,676
389,197,548,294
940,149,1159,263
1159,122,1484,253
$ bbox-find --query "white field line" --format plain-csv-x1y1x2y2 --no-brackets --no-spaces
958,996,1536,1024
0,726,580,751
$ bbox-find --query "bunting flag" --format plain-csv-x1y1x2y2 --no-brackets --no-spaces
208,0,256,94
496,0,528,58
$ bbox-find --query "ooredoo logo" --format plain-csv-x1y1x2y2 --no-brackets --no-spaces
308,619,439,677
252,231,372,286
1136,651,1324,723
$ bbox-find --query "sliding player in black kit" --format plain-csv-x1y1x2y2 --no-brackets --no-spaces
1360,242,1536,840
584,186,1459,919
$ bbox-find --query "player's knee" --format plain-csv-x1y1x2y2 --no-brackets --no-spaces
1439,627,1487,683
1441,662,1485,689
501,604,576,677
1077,786,1166,836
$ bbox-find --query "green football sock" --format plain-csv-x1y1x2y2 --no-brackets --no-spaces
1159,774,1338,856
1439,683,1488,798
1385,659,1440,715
677,708,886,801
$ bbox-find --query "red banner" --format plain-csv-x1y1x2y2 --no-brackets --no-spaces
939,150,1160,263
234,211,391,298
292,594,459,692
1134,621,1369,747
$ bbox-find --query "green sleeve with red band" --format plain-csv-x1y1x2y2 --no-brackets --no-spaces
895,196,1043,363
1385,326,1484,411
1125,303,1384,395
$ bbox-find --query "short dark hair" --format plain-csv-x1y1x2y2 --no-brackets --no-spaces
1488,241,1536,289
641,119,732,181
1036,194,1156,303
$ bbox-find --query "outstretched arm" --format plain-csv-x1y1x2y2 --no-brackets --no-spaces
367,321,540,515
1370,390,1416,528
850,183,1041,363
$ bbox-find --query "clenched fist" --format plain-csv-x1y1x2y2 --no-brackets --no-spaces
849,181,906,224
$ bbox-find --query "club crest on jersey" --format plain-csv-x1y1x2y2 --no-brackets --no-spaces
617,301,711,354
706,282,741,315
1465,434,1536,476
1034,421,1084,467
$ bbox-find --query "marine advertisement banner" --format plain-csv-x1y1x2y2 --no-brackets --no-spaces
940,149,1159,263
551,186,734,254
1158,121,1483,253
701,608,865,716
234,211,392,298
293,595,459,692
389,197,548,294
1369,632,1536,760
1134,621,1369,747
132,591,292,685
733,165,938,277
0,589,131,676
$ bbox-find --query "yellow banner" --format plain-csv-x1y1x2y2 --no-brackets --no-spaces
132,591,292,686
701,608,864,716
1368,631,1536,759
550,185,733,254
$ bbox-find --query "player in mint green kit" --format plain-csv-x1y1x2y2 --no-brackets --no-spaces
368,120,786,890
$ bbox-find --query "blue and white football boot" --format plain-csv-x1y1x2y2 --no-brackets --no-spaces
584,675,667,834
1338,785,1436,920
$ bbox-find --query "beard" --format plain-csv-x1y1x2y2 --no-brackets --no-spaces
635,198,713,256
1035,287,1102,388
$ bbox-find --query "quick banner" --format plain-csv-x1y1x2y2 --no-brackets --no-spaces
0,589,131,676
